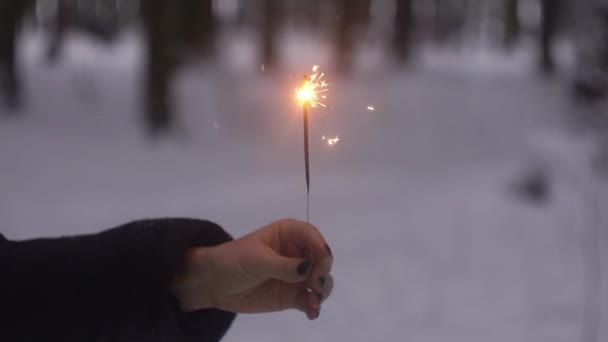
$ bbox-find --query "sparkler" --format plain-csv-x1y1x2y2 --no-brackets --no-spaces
295,66,329,222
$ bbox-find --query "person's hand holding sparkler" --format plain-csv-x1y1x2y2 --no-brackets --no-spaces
172,67,334,320
172,219,334,320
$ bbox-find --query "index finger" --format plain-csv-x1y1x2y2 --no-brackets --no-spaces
278,219,333,264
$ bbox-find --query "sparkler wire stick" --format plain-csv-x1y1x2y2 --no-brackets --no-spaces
303,100,310,222
295,66,328,223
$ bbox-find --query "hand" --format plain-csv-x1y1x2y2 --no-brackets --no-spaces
172,219,334,320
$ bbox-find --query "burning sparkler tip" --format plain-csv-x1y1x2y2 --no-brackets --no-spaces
295,65,329,108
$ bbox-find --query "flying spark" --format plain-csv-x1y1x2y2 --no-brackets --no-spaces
326,136,340,146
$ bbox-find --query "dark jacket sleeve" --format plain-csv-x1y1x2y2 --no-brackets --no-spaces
0,218,237,342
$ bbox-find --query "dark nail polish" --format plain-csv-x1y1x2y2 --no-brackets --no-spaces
314,309,320,319
324,244,332,256
297,260,311,275
315,292,323,303
319,276,326,288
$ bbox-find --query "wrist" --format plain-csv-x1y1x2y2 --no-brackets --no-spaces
171,246,216,312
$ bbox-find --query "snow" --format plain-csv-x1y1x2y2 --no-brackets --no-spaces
1,28,606,341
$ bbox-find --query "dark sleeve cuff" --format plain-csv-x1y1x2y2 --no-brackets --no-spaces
153,219,238,341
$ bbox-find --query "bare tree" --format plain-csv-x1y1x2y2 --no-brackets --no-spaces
335,0,370,74
503,0,520,49
540,0,559,74
182,0,215,56
393,0,414,63
141,0,175,135
141,0,217,136
261,0,280,70
0,0,32,111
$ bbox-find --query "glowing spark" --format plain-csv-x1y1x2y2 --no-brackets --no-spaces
295,65,329,108
367,106,375,112
327,136,340,146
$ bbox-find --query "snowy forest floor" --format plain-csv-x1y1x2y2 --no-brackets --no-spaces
1,29,607,342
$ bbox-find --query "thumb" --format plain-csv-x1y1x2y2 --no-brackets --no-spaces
255,247,312,283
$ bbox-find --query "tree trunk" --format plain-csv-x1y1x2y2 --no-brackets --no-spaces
182,0,215,56
503,0,520,49
335,0,355,74
540,0,558,74
0,0,31,110
308,0,321,27
141,0,174,135
261,0,279,70
46,0,71,64
393,0,413,63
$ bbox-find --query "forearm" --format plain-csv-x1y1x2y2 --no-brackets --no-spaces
0,219,237,341
2,221,192,312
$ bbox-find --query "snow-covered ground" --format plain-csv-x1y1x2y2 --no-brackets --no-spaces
1,29,606,342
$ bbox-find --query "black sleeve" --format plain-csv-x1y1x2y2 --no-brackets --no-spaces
0,218,237,342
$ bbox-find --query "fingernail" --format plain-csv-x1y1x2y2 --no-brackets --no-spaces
324,244,332,256
318,276,326,288
314,309,320,319
315,292,323,303
297,260,312,275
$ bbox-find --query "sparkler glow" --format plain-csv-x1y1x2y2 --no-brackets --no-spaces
295,65,329,108
367,106,375,112
295,65,330,222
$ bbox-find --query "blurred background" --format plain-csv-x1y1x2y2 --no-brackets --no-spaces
1,0,608,341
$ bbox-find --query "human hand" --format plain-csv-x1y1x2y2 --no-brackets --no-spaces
172,219,334,320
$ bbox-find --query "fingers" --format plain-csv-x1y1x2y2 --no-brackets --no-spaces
253,219,335,320
308,274,333,306
287,274,334,320
256,246,312,283
292,288,320,320
308,252,333,297
278,219,333,265
321,274,334,304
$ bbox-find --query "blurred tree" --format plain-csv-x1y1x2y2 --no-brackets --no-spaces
431,0,465,43
141,0,217,136
335,0,355,74
572,3,608,106
540,0,559,74
261,0,280,70
46,0,72,64
308,0,322,27
503,0,520,49
182,0,215,56
141,0,171,135
393,0,414,63
0,0,33,111
335,0,370,74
